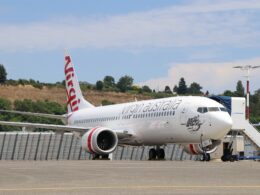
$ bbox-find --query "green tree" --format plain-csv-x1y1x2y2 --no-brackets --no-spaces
0,64,7,84
117,75,134,92
14,99,33,112
235,80,245,97
177,77,187,94
223,90,234,96
188,82,202,95
250,89,260,123
103,76,115,89
164,86,172,94
96,80,104,91
173,85,178,93
0,98,11,110
142,85,152,93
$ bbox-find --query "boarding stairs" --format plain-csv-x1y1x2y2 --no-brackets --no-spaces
241,121,260,148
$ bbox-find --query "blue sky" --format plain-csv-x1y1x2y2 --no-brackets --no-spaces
0,0,260,94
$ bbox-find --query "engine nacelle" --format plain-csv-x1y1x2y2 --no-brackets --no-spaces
81,127,118,155
183,140,221,155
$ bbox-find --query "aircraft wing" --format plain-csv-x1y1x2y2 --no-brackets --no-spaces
0,121,134,139
0,110,67,121
0,121,87,133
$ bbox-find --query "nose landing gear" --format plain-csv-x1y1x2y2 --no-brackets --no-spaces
201,153,211,161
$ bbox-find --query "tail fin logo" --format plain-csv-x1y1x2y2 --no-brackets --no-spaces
65,56,80,112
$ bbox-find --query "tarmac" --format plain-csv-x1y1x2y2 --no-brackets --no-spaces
0,160,259,195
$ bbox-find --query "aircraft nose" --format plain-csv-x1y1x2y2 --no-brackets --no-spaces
217,114,233,131
220,115,233,131
210,113,233,140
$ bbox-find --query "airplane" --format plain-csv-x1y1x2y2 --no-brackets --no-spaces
0,53,233,161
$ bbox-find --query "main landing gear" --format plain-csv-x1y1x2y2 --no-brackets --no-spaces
148,147,165,160
92,154,110,160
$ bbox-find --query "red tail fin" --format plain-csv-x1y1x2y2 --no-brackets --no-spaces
64,52,94,113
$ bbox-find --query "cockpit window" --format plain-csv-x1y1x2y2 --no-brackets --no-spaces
197,107,208,113
220,107,227,112
198,107,227,113
208,107,220,112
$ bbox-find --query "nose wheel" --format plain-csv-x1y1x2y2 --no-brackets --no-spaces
148,147,165,160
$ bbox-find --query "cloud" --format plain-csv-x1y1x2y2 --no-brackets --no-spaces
1,0,260,52
139,58,260,94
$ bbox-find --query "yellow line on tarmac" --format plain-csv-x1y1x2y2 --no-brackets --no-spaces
0,185,260,192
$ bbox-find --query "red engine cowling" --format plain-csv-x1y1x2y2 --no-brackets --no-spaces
183,144,205,155
81,127,118,155
183,141,220,155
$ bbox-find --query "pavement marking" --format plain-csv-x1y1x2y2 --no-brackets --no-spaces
0,185,260,192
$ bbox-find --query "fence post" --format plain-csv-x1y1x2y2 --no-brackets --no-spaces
170,145,176,160
17,134,24,160
62,134,68,159
51,134,58,160
130,147,135,160
57,134,64,160
140,146,145,160
23,133,30,160
179,150,184,161
28,134,35,160
34,133,41,161
68,134,74,160
0,133,6,160
46,134,52,160
120,147,125,160
5,134,12,160
78,147,82,160
39,134,46,160
11,133,18,160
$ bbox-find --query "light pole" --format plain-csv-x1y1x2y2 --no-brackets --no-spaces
233,65,260,120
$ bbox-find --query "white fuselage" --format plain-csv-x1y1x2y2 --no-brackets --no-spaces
68,96,232,146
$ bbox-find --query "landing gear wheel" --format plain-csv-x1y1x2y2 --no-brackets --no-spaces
221,155,228,162
157,149,165,160
102,154,109,160
149,148,157,160
92,154,110,160
201,153,210,161
92,154,100,160
206,153,210,161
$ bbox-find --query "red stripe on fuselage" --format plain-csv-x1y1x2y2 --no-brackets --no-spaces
87,127,99,153
189,144,197,155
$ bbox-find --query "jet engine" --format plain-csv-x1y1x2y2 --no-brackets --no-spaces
81,127,118,155
183,140,221,155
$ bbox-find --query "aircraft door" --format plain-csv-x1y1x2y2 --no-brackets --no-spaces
180,103,191,126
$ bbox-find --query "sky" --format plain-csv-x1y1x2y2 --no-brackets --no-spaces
0,0,260,94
